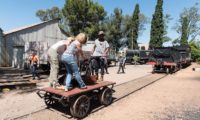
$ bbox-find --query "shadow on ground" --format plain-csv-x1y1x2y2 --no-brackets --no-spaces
46,97,117,119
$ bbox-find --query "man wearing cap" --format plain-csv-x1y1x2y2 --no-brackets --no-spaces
92,31,110,81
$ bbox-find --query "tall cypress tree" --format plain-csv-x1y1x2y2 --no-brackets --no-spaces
130,4,140,49
180,17,189,45
149,0,164,49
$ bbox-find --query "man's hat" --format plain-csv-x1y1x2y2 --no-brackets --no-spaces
98,31,105,35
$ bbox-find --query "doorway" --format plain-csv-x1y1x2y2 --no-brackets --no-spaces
13,46,25,68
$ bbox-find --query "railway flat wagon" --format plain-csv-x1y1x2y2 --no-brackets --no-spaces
173,45,191,67
147,45,191,74
37,71,115,119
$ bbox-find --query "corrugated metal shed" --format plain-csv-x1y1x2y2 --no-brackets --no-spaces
1,19,68,68
0,28,6,66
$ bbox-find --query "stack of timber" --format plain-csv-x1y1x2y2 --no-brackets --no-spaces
0,67,36,91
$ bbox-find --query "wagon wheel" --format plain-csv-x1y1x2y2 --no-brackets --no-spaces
80,63,91,76
70,99,75,117
70,95,90,119
44,92,56,107
100,87,113,106
172,66,176,73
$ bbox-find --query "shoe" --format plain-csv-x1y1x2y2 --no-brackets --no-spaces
80,86,87,89
122,72,125,74
56,85,64,89
64,87,73,91
99,76,103,81
49,82,53,87
106,72,109,74
64,88,69,91
117,72,120,74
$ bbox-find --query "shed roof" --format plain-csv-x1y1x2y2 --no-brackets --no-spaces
3,19,69,36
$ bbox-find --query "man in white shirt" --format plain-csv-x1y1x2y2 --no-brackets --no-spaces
92,31,109,81
47,37,74,88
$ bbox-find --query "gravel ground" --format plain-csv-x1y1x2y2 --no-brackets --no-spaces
0,64,152,120
1,64,200,120
85,63,200,120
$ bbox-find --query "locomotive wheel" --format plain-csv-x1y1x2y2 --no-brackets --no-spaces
166,68,170,74
179,64,182,69
152,69,155,74
44,92,56,107
100,87,113,106
70,95,90,119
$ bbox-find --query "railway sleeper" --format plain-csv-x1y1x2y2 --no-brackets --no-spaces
153,65,178,74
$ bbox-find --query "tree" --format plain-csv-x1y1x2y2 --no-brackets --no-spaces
101,8,123,51
138,14,149,36
110,8,123,49
130,4,140,49
172,38,180,46
149,0,164,49
163,14,173,43
180,17,189,45
123,5,148,49
36,7,71,34
174,3,200,42
62,0,106,39
36,7,61,21
189,40,200,61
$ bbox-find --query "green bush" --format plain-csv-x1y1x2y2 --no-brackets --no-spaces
190,41,200,62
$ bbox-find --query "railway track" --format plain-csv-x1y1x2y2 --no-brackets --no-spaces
13,73,167,120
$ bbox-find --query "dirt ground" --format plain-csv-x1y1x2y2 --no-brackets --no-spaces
1,64,200,120
0,65,152,120
85,63,200,120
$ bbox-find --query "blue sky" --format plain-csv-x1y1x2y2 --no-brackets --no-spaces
0,0,199,45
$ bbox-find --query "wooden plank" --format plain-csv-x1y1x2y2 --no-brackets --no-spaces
23,75,32,78
0,79,30,83
40,81,115,97
0,81,35,87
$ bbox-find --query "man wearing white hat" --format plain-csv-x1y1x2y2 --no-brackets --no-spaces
92,31,110,81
